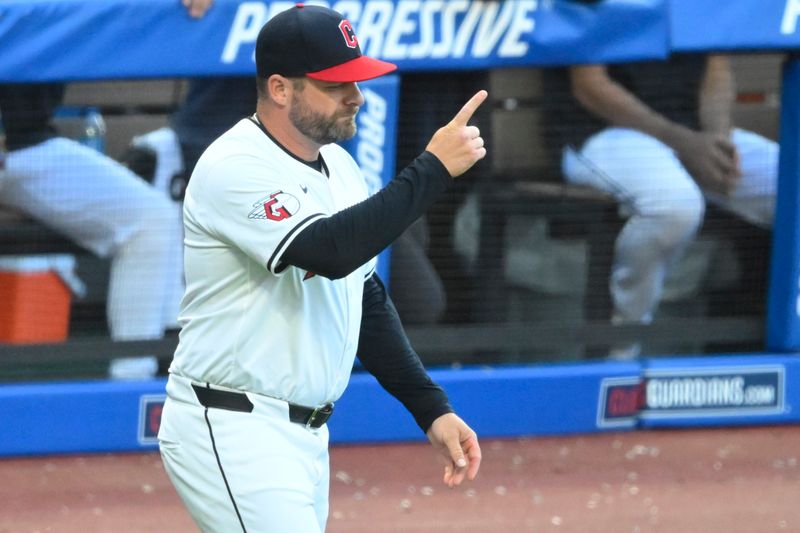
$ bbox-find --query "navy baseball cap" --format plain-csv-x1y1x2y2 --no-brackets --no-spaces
256,3,397,83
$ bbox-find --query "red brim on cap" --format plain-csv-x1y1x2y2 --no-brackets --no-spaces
306,55,397,82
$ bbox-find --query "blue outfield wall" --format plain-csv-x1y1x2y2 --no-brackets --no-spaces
2,354,799,457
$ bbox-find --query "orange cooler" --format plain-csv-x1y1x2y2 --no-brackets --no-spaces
0,255,83,344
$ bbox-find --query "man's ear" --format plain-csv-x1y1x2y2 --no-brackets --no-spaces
267,74,291,106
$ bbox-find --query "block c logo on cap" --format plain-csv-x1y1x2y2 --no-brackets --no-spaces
339,20,358,48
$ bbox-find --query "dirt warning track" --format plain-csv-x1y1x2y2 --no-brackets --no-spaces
2,426,798,533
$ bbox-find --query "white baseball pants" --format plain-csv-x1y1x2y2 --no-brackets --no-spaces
159,374,331,533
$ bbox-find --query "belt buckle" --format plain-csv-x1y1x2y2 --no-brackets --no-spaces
306,402,334,429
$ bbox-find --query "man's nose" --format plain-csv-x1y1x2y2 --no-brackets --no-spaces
346,82,364,106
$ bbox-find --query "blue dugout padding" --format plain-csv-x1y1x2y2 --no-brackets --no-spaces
0,379,168,457
332,361,642,443
3,355,800,457
0,361,641,457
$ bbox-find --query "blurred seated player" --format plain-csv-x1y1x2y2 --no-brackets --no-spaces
545,54,778,358
0,83,183,379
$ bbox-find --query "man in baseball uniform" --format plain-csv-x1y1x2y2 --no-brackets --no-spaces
158,4,486,532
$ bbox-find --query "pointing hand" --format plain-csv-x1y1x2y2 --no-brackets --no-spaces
425,90,488,178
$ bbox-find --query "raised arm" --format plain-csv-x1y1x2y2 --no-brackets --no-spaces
283,91,488,279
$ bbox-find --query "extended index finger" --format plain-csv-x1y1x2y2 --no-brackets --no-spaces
451,90,488,126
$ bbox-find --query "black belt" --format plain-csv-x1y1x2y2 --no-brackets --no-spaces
191,384,334,429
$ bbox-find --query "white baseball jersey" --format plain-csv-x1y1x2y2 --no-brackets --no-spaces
170,117,376,407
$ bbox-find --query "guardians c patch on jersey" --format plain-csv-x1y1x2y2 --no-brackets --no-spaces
248,191,300,222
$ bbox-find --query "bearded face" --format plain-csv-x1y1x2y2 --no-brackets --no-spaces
288,86,359,145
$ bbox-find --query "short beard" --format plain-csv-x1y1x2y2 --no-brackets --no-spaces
289,89,358,145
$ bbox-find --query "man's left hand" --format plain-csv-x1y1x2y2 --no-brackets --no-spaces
426,413,482,488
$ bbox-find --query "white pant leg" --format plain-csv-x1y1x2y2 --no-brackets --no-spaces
131,127,186,330
563,128,705,323
1,138,182,339
159,376,330,533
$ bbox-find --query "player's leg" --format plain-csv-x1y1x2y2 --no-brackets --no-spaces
230,420,329,533
129,127,186,328
159,396,236,532
563,128,705,340
2,138,182,370
312,433,331,531
705,128,778,227
731,128,779,197
159,378,328,532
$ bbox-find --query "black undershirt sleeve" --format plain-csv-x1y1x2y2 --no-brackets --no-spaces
356,274,453,433
282,151,451,279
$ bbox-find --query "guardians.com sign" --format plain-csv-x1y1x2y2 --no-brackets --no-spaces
598,365,785,427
